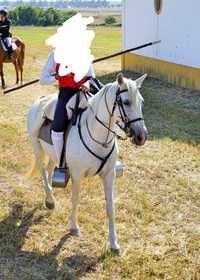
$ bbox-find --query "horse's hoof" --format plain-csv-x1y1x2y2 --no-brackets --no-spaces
110,247,121,256
45,200,55,210
111,249,121,257
70,228,80,236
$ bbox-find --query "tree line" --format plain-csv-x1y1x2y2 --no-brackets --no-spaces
8,6,119,26
9,6,76,26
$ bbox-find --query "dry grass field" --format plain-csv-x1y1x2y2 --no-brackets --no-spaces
0,26,200,280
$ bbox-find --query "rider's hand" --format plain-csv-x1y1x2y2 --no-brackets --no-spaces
55,74,59,80
80,82,90,93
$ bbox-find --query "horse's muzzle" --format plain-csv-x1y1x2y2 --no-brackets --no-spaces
131,126,148,146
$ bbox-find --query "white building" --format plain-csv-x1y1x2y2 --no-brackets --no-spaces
122,0,200,90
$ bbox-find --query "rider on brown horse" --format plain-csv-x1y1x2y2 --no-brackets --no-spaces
0,9,14,58
0,9,25,89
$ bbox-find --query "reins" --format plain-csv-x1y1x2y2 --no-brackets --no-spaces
85,87,127,144
78,111,115,175
78,85,144,174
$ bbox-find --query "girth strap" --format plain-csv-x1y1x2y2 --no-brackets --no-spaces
96,142,115,174
78,112,115,175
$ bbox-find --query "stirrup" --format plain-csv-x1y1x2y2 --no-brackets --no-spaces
115,161,124,178
52,167,70,188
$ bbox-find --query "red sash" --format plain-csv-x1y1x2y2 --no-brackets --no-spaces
56,64,87,89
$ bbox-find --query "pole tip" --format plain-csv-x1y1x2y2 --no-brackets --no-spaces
152,40,161,45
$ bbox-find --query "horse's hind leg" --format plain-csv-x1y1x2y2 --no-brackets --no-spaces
31,136,55,209
70,175,81,236
46,158,55,186
13,61,19,84
18,57,23,85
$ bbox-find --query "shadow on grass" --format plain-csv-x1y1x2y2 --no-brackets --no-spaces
99,71,200,145
0,202,102,279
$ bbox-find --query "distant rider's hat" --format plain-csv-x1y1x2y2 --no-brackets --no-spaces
0,10,7,16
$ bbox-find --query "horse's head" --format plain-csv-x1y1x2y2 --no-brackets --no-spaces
115,73,148,146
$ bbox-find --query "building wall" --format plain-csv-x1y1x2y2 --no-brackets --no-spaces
122,0,200,90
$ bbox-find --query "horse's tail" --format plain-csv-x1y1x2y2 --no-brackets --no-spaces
18,41,25,67
26,102,48,178
26,151,39,179
26,136,49,178
26,160,36,178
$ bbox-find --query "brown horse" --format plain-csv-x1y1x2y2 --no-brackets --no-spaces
0,36,25,89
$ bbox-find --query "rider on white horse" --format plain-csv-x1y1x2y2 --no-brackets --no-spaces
29,72,148,250
40,52,100,179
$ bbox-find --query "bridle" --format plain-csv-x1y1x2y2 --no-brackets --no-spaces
86,85,144,146
114,88,144,137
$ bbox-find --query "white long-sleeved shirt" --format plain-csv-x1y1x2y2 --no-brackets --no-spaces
40,52,96,85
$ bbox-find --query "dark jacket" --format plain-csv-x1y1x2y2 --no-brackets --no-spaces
0,19,11,37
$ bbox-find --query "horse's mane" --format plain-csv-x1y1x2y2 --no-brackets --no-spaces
87,77,142,118
89,82,116,114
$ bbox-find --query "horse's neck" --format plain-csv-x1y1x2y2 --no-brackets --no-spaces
82,83,117,144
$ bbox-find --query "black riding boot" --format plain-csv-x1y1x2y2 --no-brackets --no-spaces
7,46,13,59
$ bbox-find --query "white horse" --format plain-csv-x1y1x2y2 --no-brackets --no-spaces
27,73,148,252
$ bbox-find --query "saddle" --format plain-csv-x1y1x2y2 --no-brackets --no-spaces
28,78,103,144
0,38,17,52
38,92,86,145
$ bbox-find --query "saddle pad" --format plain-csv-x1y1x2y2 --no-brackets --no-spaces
0,39,17,51
38,118,53,145
29,91,89,141
38,118,73,146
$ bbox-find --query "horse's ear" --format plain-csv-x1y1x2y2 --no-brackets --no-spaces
117,73,124,86
135,74,147,88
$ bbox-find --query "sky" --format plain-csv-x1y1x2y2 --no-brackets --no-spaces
1,0,121,1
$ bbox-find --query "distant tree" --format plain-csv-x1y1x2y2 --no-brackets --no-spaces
9,6,76,26
9,9,18,25
104,16,117,25
13,6,37,25
59,11,76,24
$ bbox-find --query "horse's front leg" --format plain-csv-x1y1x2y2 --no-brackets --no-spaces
70,175,81,236
0,63,5,89
102,169,120,252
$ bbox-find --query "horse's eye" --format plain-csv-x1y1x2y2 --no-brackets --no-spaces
123,100,131,106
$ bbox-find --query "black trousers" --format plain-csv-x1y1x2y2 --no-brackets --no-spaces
52,87,79,132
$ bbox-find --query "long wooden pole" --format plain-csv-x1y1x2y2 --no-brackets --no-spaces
3,79,39,94
93,40,161,63
3,40,161,94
